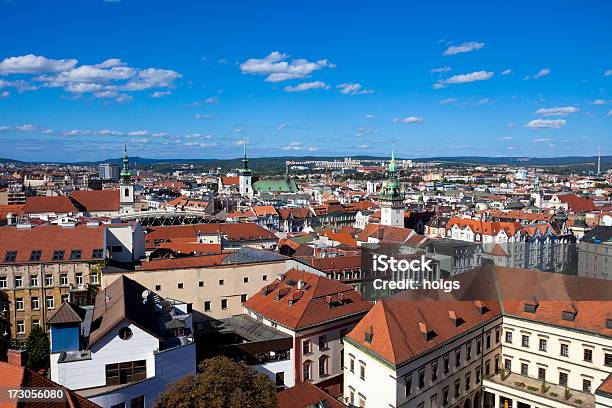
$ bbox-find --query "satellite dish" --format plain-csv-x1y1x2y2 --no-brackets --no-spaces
142,290,151,304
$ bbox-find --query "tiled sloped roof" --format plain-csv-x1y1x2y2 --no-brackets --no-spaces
277,381,347,408
252,205,278,217
597,374,612,398
221,176,239,186
486,244,510,257
0,361,102,408
48,302,86,325
447,218,522,236
278,207,312,220
305,255,362,272
0,224,105,264
145,223,277,247
24,196,77,214
88,275,161,347
346,266,612,367
70,190,120,212
244,269,373,330
139,254,228,271
556,194,597,212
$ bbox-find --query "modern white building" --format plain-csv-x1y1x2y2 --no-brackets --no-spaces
49,275,196,408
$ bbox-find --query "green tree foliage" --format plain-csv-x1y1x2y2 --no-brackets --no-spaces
154,356,276,408
25,326,49,370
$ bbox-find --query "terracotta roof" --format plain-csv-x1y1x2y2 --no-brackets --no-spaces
0,361,101,408
227,209,257,219
278,207,312,220
244,269,373,330
556,194,597,213
88,275,162,347
157,238,222,255
252,205,278,217
487,244,510,257
221,176,239,186
597,374,612,398
70,190,120,212
139,254,228,271
356,224,416,244
304,255,362,272
0,204,25,220
447,217,521,237
145,223,277,248
347,266,612,367
0,224,105,264
48,302,86,325
24,196,77,214
277,382,346,408
320,229,358,247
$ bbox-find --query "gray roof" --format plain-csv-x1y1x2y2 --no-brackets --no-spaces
211,314,291,342
222,247,286,264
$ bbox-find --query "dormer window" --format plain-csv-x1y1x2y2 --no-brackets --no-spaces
4,251,17,263
524,303,538,313
562,310,577,322
607,319,612,330
364,325,374,343
448,310,465,327
30,250,42,261
92,249,104,259
52,250,65,261
70,250,82,260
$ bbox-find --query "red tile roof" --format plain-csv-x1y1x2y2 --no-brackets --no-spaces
0,224,105,264
303,255,362,272
145,223,277,248
139,254,228,271
277,382,346,408
278,207,312,220
0,204,24,220
556,194,597,212
221,176,239,186
447,218,521,237
252,205,278,217
71,190,120,212
24,196,77,214
244,269,373,330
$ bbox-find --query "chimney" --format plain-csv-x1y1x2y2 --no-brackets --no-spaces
297,280,304,290
7,349,26,367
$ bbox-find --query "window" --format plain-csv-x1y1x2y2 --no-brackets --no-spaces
4,251,17,262
455,348,461,367
605,353,612,367
177,282,183,289
466,344,472,361
30,275,39,287
15,298,24,310
349,355,355,373
119,327,133,340
303,361,311,381
303,339,311,355
318,355,328,377
154,284,161,291
90,273,99,284
70,250,82,260
130,396,145,408
198,281,204,287
495,355,500,373
340,327,348,343
31,297,39,310
46,297,54,309
0,276,5,288
485,360,491,376
584,348,593,362
486,331,491,348
52,250,64,261
442,387,449,406
559,372,568,386
430,394,437,408
359,362,365,380
476,366,481,384
521,334,530,348
61,294,69,303
92,248,104,259
14,276,23,288
241,294,247,303
204,301,211,311
349,387,355,405
32,319,40,328
454,379,460,398
275,372,285,387
44,274,53,286
495,329,500,343
539,338,547,352
560,343,569,357
219,279,224,285
221,299,228,309
477,339,482,355
465,373,471,390
30,250,42,261
318,335,327,350
404,375,412,396
111,246,123,253
418,368,425,388
263,275,267,281
60,274,68,285
583,379,591,393
358,394,366,408
504,359,511,372
76,273,83,285
443,354,450,374
17,320,25,334
243,277,249,283
521,363,528,376
538,367,546,381
105,360,146,386
505,331,513,344
432,361,438,381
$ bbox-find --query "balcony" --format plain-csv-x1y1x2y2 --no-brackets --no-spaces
484,371,594,408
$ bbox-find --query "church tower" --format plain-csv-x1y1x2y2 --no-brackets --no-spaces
239,140,253,198
531,176,543,209
119,145,135,214
380,144,405,227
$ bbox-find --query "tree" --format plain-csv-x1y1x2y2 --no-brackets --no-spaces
154,356,276,408
25,326,49,371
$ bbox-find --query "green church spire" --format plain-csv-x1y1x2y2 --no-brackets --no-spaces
120,144,131,183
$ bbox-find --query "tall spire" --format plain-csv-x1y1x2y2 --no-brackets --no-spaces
381,142,402,202
389,142,397,174
120,144,131,183
240,136,251,175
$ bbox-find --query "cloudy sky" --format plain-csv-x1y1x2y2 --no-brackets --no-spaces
0,1,610,161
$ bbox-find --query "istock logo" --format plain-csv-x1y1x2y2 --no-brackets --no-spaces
372,254,433,273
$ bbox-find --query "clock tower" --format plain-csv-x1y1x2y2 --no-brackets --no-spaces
119,144,135,214
380,144,405,227
238,140,253,198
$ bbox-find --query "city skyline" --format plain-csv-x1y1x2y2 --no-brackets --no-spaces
1,1,611,161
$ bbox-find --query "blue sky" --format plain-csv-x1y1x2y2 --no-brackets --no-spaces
0,1,610,162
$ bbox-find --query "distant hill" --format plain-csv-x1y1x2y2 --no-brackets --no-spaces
0,158,24,164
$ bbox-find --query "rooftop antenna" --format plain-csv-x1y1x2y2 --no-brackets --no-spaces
598,146,601,175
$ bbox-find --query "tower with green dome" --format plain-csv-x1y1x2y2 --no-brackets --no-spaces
380,144,405,226
238,139,253,198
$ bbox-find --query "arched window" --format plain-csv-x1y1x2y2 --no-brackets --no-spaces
303,361,311,381
124,187,130,197
318,355,328,377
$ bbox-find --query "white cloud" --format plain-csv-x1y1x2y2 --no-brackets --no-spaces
151,90,171,98
434,71,494,88
393,116,424,124
282,141,319,151
128,130,151,136
218,58,229,64
525,119,566,129
194,113,214,120
365,113,375,119
501,69,512,75
605,70,612,76
430,66,451,74
0,54,77,75
0,79,38,92
535,106,579,116
440,98,458,105
476,98,494,105
443,41,484,56
240,51,334,82
608,110,612,116
533,138,551,143
525,68,551,80
592,99,609,105
277,123,289,131
498,136,513,141
284,81,329,92
0,90,9,98
337,83,374,95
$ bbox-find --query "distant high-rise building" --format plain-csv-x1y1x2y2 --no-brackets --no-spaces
98,162,119,181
